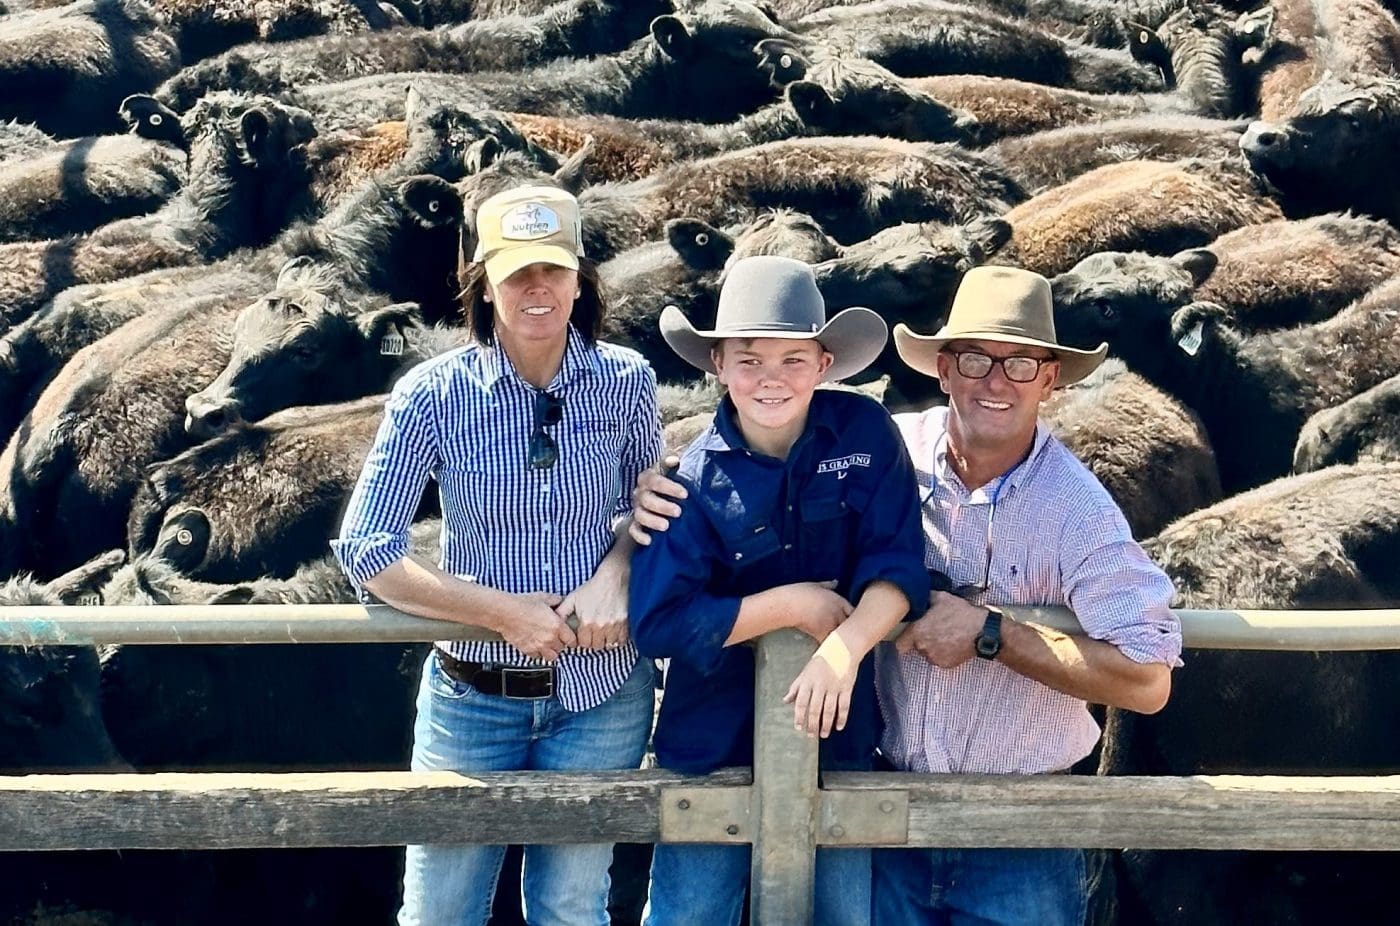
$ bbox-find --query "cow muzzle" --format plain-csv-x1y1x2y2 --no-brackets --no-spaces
185,393,244,440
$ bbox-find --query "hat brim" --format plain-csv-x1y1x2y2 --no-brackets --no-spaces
893,323,1107,387
482,244,580,286
660,305,888,382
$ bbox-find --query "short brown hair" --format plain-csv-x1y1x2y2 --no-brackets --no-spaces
456,257,607,346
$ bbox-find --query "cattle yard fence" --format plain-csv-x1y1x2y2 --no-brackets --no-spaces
5,603,1400,923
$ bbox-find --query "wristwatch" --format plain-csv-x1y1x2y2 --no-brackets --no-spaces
974,607,1003,660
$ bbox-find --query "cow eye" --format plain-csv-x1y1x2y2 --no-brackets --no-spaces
291,345,316,362
695,232,709,246
149,113,164,126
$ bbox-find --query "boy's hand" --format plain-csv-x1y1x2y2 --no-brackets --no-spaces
784,630,858,738
628,456,686,546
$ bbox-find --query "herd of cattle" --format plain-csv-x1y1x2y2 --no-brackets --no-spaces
2,0,1400,922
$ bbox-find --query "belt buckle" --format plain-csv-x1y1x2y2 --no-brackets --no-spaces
499,665,554,700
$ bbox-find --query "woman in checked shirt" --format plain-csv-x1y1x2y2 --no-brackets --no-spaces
333,185,662,926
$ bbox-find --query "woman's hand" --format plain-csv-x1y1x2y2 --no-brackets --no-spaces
628,456,686,546
783,629,859,738
499,592,576,662
557,563,630,651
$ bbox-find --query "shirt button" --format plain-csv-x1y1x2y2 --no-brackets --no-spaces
541,484,550,493
543,523,551,531
543,563,551,572
783,543,793,551
734,552,743,561
787,505,793,512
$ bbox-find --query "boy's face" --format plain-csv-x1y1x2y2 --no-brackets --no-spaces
712,338,832,435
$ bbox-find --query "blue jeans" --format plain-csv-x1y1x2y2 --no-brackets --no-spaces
644,843,872,926
873,847,1087,926
398,652,655,926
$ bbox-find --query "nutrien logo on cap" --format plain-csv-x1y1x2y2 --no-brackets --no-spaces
501,203,561,240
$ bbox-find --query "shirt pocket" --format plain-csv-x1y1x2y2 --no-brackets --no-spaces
719,521,782,574
799,493,854,580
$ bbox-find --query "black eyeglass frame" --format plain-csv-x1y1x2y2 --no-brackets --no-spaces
944,349,1057,384
528,390,564,470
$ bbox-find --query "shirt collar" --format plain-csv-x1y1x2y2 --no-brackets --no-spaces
699,391,842,457
478,325,600,392
931,413,1051,500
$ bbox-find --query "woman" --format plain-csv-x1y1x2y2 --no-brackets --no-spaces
332,184,662,926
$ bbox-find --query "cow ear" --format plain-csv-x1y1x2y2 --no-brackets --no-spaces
47,549,126,605
239,108,273,160
1235,6,1276,65
786,81,836,127
119,94,186,148
756,38,808,86
404,85,427,126
553,134,595,194
357,302,422,348
963,217,1013,262
277,255,315,287
465,135,502,173
666,218,734,271
1171,247,1218,286
399,175,464,229
651,15,692,61
153,508,212,573
1126,21,1172,74
1169,301,1230,345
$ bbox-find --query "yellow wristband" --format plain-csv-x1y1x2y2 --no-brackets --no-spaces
814,632,853,678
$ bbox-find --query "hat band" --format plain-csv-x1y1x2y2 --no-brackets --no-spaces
710,321,819,334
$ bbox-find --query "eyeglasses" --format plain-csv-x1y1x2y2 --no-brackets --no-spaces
528,390,563,469
945,350,1054,384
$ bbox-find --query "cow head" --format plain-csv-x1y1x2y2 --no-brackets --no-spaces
650,0,795,119
1051,249,1219,380
1128,1,1276,115
784,54,979,143
119,93,187,150
1241,75,1400,221
403,86,562,181
185,278,421,441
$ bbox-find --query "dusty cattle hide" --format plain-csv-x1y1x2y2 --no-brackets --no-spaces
1242,74,1400,227
577,135,1023,261
0,92,317,332
154,0,670,111
0,0,181,137
1041,358,1220,539
293,0,792,129
1102,462,1400,926
1052,273,1400,494
996,157,1282,276
602,209,839,383
1294,372,1400,472
1126,0,1277,117
0,119,60,166
0,129,186,247
1255,0,1400,121
987,114,1247,192
1195,212,1400,331
151,0,404,63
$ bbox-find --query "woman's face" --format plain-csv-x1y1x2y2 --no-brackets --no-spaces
485,261,580,349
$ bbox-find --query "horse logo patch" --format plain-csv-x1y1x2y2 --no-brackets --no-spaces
500,203,561,240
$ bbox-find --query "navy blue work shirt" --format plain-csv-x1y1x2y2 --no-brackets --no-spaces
629,389,929,775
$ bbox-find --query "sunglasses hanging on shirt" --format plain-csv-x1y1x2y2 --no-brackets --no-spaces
529,390,564,470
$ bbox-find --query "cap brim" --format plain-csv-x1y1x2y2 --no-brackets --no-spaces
893,323,1107,387
482,245,580,286
661,305,888,382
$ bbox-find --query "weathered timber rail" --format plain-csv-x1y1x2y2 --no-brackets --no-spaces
4,603,1400,923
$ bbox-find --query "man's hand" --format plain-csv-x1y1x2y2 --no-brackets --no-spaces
628,455,686,546
499,592,577,662
895,590,987,669
784,629,858,738
556,563,629,651
769,580,852,642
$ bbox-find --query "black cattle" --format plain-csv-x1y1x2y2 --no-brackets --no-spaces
0,92,316,331
1052,270,1400,495
156,0,673,110
0,0,181,137
1127,1,1276,117
1294,372,1400,472
577,136,1023,261
1242,74,1400,225
294,0,792,128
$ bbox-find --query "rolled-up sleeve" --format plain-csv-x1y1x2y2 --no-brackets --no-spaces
1062,505,1182,667
331,379,439,592
628,477,742,675
615,363,662,521
849,417,929,619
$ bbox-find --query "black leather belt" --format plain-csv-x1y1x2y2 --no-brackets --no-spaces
434,647,555,700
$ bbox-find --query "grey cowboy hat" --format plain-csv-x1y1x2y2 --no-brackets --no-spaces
894,265,1108,386
660,255,887,382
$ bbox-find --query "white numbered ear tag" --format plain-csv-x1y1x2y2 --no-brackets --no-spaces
1177,320,1204,356
78,593,101,607
380,330,405,356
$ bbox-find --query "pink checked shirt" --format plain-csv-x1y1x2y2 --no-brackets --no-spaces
875,407,1181,774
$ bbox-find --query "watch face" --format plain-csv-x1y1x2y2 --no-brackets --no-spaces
975,634,999,659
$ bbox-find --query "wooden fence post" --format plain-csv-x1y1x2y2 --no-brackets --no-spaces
750,629,820,923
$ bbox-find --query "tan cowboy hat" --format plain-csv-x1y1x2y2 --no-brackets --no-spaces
472,185,584,285
661,255,887,382
894,265,1107,386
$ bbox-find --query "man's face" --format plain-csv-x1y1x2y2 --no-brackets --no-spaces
713,337,832,435
936,338,1059,456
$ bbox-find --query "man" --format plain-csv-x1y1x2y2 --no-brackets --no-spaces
631,265,1182,925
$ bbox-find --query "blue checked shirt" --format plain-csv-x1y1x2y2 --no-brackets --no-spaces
332,326,662,711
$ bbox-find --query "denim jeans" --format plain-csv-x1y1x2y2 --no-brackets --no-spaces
398,652,655,926
643,842,872,926
873,847,1087,926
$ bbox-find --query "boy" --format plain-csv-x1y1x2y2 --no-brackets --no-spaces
629,255,929,925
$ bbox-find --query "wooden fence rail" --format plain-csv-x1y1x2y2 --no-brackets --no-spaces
4,603,1400,922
